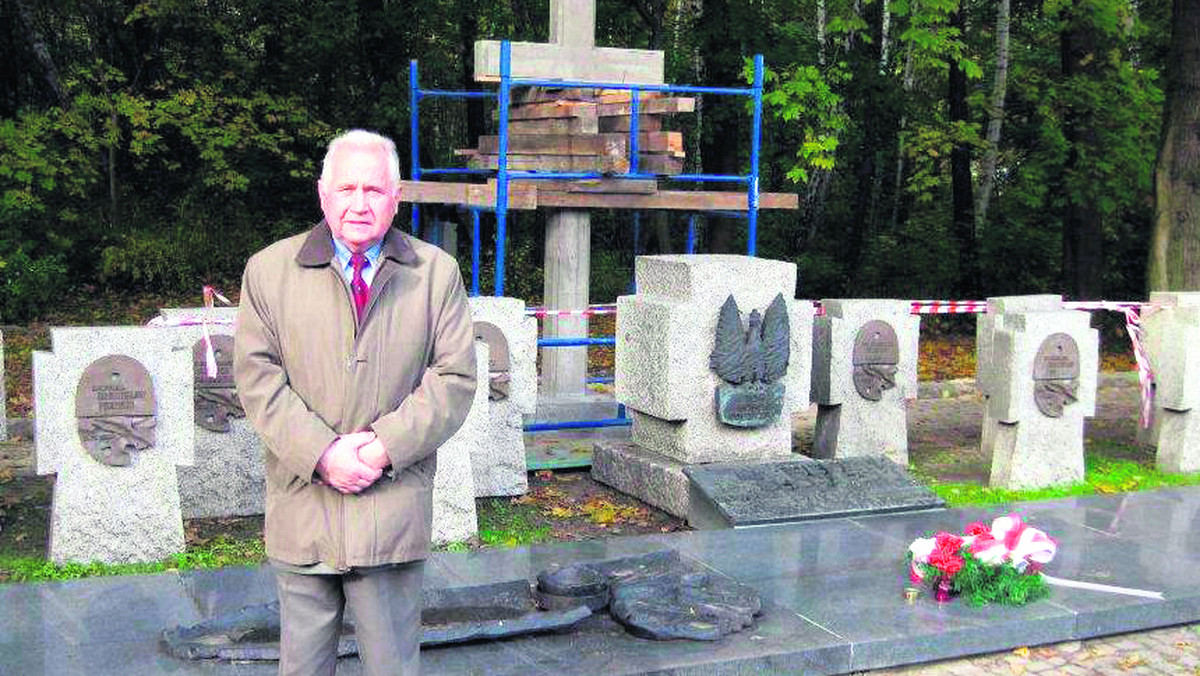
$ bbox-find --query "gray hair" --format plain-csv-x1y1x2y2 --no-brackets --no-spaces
320,129,401,185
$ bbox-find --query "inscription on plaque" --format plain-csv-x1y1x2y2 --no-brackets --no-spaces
709,293,791,427
1033,333,1080,418
76,355,157,466
852,320,899,401
473,321,511,401
193,335,244,433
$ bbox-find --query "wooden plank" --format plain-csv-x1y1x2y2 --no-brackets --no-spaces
599,115,663,132
502,178,659,194
397,180,538,209
474,40,665,85
515,87,602,104
473,132,684,157
534,189,799,210
508,117,599,135
597,97,695,117
508,100,597,121
467,153,683,175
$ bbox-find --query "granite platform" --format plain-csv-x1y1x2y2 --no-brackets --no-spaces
2,486,1198,675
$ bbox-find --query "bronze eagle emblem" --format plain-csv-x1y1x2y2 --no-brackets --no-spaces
709,293,791,385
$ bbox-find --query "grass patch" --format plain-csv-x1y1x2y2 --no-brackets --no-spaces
0,534,265,584
926,453,1200,507
475,498,552,548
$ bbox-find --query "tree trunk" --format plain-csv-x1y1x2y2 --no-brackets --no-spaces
1061,17,1103,299
949,9,978,296
16,0,66,107
975,0,1011,230
1150,0,1200,290
889,1,918,232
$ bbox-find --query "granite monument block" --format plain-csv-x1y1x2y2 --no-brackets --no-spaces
34,327,193,564
811,299,919,464
431,342,486,545
597,254,814,522
468,297,537,497
684,457,945,529
1143,291,1200,473
157,307,266,519
977,295,1099,489
615,254,814,463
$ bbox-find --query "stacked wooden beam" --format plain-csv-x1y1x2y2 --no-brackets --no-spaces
456,87,694,176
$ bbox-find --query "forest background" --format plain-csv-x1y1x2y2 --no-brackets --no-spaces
1,0,1197,324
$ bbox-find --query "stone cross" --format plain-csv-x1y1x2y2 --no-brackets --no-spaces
158,307,267,519
34,327,194,564
1143,291,1200,473
810,300,920,466
474,0,665,84
977,295,1098,489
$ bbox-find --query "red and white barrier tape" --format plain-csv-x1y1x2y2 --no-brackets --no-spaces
526,305,618,319
909,300,988,314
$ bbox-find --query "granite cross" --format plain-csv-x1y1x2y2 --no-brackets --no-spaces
474,0,665,85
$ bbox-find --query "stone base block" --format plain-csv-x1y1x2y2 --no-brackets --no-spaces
432,344,486,545
472,404,528,497
590,440,691,519
1157,408,1200,473
987,417,1085,489
630,410,794,465
811,398,909,466
178,420,266,519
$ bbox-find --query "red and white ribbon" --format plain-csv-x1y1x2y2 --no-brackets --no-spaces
1121,305,1158,428
145,286,235,378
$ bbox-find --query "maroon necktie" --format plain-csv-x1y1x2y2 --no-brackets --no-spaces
350,253,369,321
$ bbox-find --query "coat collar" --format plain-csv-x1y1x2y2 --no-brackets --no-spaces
296,220,419,268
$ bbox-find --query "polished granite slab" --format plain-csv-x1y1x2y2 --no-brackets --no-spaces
1,486,1198,675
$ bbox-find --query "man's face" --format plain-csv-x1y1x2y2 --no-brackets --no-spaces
318,145,400,253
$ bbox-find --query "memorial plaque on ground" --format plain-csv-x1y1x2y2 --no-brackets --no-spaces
683,457,945,529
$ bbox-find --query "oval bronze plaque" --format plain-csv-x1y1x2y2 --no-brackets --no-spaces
473,321,511,401
75,355,157,466
852,320,900,401
1033,333,1080,418
192,335,244,433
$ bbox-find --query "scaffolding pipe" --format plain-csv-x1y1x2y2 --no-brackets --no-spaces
748,54,764,256
409,60,421,236
470,208,481,296
495,41,512,296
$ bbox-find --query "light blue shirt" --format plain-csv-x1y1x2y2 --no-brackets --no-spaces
331,237,383,287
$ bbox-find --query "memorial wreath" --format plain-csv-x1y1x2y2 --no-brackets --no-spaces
907,514,1057,606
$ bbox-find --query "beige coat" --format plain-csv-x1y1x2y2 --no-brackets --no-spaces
233,221,476,569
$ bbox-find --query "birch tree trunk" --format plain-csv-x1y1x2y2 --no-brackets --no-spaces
1149,0,1200,290
975,0,1011,229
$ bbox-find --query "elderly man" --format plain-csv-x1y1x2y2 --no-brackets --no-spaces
234,129,476,675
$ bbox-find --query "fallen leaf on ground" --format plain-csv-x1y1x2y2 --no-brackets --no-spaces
544,506,577,519
1011,646,1029,658
1117,654,1145,670
1175,641,1193,650
0,468,13,484
534,470,554,481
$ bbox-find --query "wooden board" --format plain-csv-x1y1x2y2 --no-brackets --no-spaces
535,189,800,210
508,100,596,121
597,97,694,116
473,132,684,157
508,117,600,135
599,115,663,132
502,178,659,194
398,180,538,209
467,153,683,175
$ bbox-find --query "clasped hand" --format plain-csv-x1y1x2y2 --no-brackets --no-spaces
315,431,391,494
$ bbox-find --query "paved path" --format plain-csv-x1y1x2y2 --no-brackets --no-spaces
865,624,1200,675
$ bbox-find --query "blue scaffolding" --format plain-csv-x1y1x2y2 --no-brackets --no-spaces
407,40,766,437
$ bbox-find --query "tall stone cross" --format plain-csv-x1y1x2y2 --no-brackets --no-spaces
474,0,665,85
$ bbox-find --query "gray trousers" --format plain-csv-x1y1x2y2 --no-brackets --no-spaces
274,560,424,676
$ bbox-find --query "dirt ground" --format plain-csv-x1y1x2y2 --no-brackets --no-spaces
0,374,1148,563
